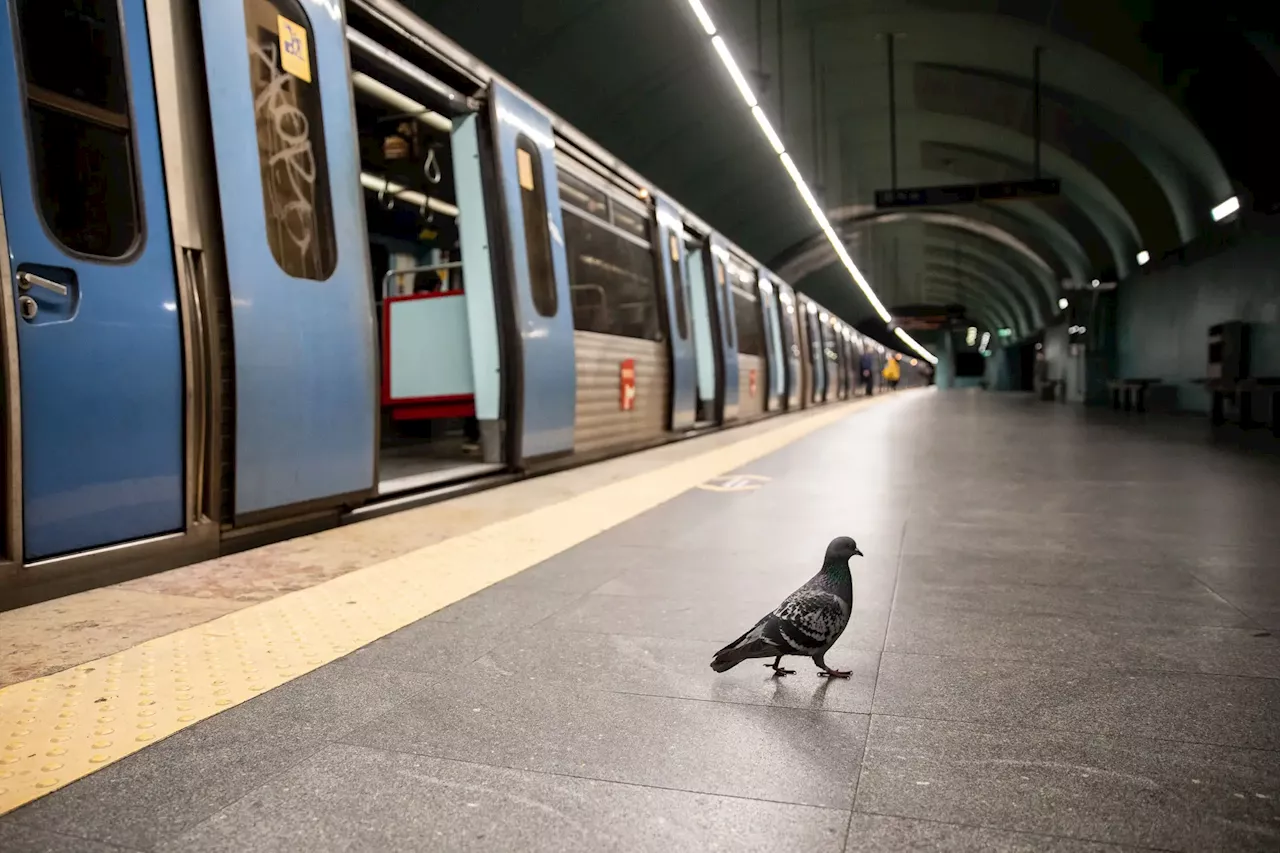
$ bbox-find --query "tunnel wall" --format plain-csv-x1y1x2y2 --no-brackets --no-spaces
1116,217,1280,413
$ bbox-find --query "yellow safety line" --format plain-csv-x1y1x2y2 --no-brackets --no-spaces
0,397,880,814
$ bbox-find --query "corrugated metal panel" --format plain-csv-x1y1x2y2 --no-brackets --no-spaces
737,353,766,419
573,331,669,456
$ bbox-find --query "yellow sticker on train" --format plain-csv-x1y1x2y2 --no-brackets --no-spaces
278,15,312,83
516,148,536,192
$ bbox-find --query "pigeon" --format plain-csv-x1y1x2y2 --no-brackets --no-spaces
709,536,862,678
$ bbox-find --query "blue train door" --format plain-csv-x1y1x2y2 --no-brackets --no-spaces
488,82,575,460
708,237,739,422
655,199,696,431
0,0,184,560
198,0,377,516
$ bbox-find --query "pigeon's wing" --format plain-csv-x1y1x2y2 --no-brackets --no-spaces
710,611,786,667
769,587,851,654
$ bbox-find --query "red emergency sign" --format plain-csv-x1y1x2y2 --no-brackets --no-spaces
620,359,636,411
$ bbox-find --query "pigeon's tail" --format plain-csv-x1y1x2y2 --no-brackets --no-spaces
710,619,774,673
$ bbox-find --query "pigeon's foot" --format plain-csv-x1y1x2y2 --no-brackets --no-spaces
765,657,795,677
817,668,852,679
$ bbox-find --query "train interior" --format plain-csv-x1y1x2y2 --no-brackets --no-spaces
349,57,501,495
683,236,719,425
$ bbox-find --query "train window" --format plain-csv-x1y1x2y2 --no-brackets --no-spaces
667,233,688,341
557,170,608,219
731,285,765,357
611,204,649,240
244,0,338,281
515,137,558,317
16,0,140,258
561,184,661,340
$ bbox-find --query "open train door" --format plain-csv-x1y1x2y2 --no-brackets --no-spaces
707,235,739,422
655,198,696,431
487,81,575,461
198,0,377,519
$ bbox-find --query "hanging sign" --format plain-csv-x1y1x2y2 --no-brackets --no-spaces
620,359,636,411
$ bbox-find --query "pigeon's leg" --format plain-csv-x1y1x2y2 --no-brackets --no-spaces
764,656,795,677
813,652,852,679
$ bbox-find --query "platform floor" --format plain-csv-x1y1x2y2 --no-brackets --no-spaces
3,390,1279,851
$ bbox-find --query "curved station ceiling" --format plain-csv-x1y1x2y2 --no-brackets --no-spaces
410,0,1279,351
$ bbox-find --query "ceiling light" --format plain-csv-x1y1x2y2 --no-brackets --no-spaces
965,326,977,346
1058,297,1068,310
751,106,785,154
979,331,990,351
1136,250,1150,266
686,0,716,35
711,36,757,107
1211,196,1240,222
1091,279,1100,288
894,327,938,364
680,1,920,353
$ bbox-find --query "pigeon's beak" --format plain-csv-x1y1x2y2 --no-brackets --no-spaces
853,548,863,557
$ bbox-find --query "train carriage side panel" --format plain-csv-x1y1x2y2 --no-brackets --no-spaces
488,82,576,460
197,0,377,517
557,160,670,457
730,267,766,420
573,332,668,456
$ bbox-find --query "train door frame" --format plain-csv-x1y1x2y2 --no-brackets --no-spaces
346,30,509,492
756,269,785,413
653,197,696,431
707,236,739,422
777,283,802,410
682,228,721,425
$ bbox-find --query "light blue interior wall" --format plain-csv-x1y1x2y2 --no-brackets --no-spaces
1117,218,1280,412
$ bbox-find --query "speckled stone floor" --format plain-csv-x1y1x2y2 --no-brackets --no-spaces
3,391,1278,851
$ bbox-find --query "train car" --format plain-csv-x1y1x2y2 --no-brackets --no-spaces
0,0,926,605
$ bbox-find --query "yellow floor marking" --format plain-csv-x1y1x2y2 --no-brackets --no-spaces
0,396,888,814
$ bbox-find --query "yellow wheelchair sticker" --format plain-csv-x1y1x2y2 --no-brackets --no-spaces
278,15,311,83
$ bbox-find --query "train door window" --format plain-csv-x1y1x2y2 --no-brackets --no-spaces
667,233,688,341
730,282,765,357
559,171,660,340
516,138,558,317
684,236,717,422
244,0,338,280
15,0,140,258
715,257,737,349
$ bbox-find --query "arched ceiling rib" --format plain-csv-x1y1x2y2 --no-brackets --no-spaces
406,0,1268,336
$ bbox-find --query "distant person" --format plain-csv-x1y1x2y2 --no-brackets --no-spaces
883,355,900,390
859,350,875,396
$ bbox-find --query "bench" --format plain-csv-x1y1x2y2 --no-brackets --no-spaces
1107,378,1161,413
1207,377,1280,436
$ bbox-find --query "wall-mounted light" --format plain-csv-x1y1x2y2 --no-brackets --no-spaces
1211,196,1240,222
1136,250,1150,266
1091,279,1100,288
1058,297,1069,310
965,326,977,346
979,331,990,351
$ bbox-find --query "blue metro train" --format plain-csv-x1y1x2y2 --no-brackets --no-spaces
0,0,926,603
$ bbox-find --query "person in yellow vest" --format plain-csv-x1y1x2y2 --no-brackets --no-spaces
882,354,901,390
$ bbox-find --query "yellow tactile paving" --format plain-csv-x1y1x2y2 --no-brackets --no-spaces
0,396,887,815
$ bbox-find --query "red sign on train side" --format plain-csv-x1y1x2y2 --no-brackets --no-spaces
620,359,636,411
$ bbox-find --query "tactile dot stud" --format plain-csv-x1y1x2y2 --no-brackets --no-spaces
135,734,154,743
35,778,59,788
41,763,63,772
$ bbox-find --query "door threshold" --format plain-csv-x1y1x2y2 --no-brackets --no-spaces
376,461,505,496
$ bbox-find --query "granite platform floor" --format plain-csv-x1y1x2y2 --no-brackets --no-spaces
3,390,1280,852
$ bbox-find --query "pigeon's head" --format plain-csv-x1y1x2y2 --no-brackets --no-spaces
826,536,863,563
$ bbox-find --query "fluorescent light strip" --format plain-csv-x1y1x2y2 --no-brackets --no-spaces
688,0,717,35
894,327,937,364
687,0,920,355
712,36,757,107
